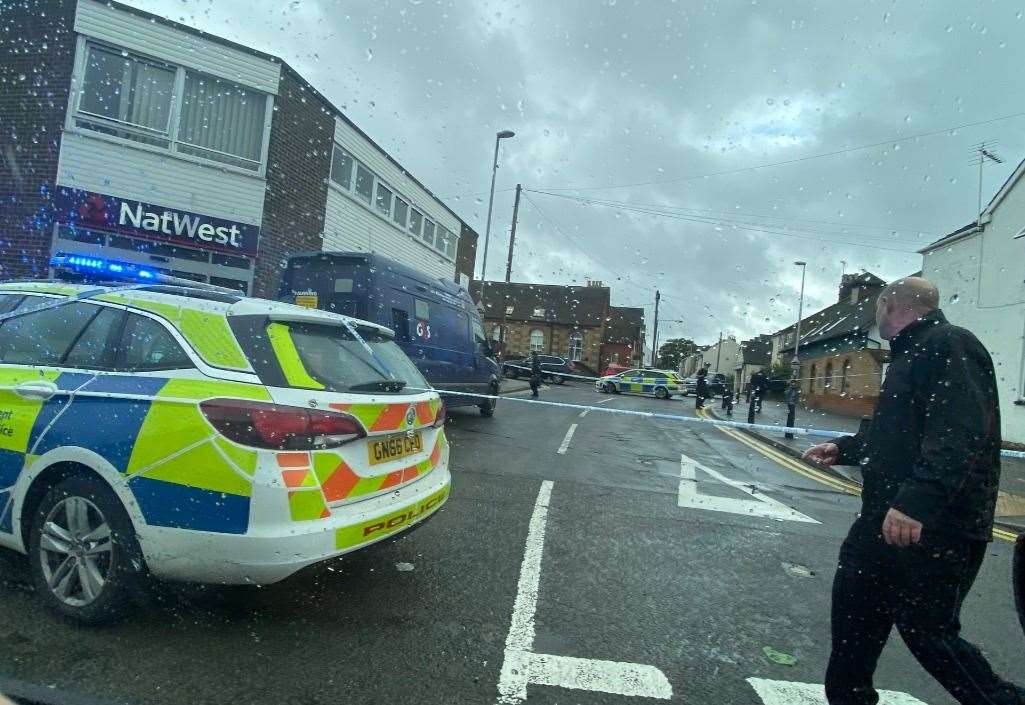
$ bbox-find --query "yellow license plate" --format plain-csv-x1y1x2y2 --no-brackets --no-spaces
368,432,423,465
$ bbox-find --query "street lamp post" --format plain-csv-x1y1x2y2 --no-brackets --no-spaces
786,260,807,439
477,130,515,343
791,261,807,372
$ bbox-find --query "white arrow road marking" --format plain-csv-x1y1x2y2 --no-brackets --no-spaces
747,678,928,704
556,424,577,454
678,454,819,524
496,481,672,703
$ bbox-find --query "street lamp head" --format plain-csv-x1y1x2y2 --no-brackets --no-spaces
794,260,807,266
497,130,516,139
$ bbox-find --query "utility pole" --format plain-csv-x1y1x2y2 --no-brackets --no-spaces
497,184,521,356
504,184,521,282
713,331,723,374
650,289,660,368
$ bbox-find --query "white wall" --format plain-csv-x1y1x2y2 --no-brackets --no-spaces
923,189,1025,443
57,131,266,225
322,117,457,282
322,188,453,281
701,337,741,375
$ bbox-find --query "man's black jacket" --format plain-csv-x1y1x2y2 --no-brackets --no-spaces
834,309,1001,541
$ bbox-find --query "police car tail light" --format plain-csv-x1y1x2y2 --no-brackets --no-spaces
432,401,446,428
200,399,366,450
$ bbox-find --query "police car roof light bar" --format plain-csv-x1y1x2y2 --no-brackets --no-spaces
50,254,239,295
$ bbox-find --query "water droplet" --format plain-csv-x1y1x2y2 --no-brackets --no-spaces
949,293,959,304
945,24,953,32
766,98,774,106
365,48,374,61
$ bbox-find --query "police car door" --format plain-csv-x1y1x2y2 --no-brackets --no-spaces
0,297,124,536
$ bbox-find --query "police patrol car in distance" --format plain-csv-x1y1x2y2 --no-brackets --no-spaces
595,368,684,399
0,255,450,623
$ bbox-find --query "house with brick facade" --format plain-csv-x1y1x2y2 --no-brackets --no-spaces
599,306,646,371
471,280,623,375
769,272,890,417
1,0,476,299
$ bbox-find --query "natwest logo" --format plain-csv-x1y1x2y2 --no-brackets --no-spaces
119,201,243,248
55,189,259,257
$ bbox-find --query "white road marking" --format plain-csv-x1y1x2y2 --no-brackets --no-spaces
747,678,928,705
495,482,672,704
678,454,819,524
596,397,615,404
578,409,590,418
556,424,578,454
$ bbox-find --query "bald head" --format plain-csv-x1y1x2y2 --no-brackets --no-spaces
876,276,941,339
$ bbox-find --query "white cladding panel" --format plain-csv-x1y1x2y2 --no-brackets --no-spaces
333,117,460,238
57,131,265,225
323,187,455,281
75,0,280,94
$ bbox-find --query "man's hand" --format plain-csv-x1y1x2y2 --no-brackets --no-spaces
802,442,839,467
882,508,923,547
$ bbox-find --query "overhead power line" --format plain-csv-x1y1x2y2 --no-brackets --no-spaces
533,110,1025,193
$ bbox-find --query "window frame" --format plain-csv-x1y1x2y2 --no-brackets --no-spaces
60,305,128,371
0,300,108,368
568,331,584,362
69,38,273,176
529,329,545,353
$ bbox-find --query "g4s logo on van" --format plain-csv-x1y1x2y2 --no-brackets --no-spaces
415,320,432,341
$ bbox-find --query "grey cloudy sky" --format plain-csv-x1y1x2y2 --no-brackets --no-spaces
129,0,1025,347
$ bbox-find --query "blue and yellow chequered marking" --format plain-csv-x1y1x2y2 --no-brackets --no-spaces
613,374,683,396
0,366,269,536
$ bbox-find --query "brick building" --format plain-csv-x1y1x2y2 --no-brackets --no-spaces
599,306,646,371
769,272,890,417
471,280,622,374
0,0,477,297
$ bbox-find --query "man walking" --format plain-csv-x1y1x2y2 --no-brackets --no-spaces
803,277,1025,705
751,368,769,413
529,351,542,399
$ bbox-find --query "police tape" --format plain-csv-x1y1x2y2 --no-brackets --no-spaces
502,364,601,382
416,386,1025,460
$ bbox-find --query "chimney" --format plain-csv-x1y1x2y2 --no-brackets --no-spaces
838,273,884,304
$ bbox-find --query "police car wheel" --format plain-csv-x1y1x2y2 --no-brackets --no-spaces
654,387,670,400
552,375,565,385
29,475,144,624
611,383,620,394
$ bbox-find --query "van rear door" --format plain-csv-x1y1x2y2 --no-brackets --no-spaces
281,255,367,318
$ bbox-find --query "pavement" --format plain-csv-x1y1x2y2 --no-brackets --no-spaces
0,383,1022,705
710,395,1025,532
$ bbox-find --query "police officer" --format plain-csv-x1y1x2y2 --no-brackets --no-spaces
694,366,708,409
750,368,769,413
803,277,1025,705
529,351,542,399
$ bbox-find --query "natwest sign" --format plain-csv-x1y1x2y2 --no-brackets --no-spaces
55,189,259,257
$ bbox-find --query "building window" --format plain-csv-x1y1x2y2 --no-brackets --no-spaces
392,197,409,228
74,43,269,170
408,209,423,237
532,307,545,318
353,162,374,204
78,45,175,146
505,305,514,315
177,72,265,168
610,352,619,363
808,363,817,394
529,329,544,352
491,326,502,341
824,361,834,392
422,219,436,246
841,358,852,394
375,182,393,216
568,331,583,361
330,146,354,189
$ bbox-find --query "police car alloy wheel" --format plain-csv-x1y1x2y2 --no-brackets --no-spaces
29,475,144,624
655,386,670,400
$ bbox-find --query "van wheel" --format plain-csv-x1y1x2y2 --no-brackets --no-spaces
551,375,565,385
479,385,498,417
654,387,670,400
28,475,144,624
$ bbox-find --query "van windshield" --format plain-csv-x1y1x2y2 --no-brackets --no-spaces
278,322,429,394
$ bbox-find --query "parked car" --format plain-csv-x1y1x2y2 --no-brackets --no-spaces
601,362,631,377
279,252,500,417
503,354,575,384
681,373,731,397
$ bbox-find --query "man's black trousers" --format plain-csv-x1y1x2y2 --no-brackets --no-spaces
826,519,1025,705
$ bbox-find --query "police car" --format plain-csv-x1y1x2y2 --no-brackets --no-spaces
0,256,450,622
595,368,683,399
